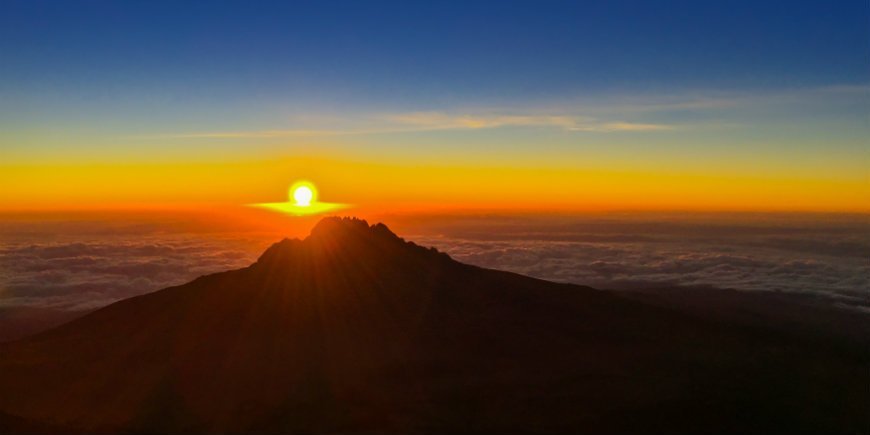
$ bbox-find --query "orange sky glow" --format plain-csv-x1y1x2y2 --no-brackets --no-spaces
3,155,868,216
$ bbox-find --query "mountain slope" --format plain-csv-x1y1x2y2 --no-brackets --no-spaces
0,217,866,434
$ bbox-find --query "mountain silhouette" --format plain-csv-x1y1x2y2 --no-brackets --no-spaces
0,217,866,434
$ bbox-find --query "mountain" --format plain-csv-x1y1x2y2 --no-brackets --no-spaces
0,306,93,342
0,217,866,434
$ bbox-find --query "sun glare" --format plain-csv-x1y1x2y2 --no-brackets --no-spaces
250,180,346,216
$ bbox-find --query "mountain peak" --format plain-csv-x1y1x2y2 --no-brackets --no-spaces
308,216,399,241
255,217,438,266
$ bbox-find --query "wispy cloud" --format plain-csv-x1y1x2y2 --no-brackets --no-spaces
383,112,673,132
592,84,870,114
162,129,372,139
137,84,866,140
140,112,675,140
567,121,675,132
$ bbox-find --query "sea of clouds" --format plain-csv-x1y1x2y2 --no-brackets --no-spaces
0,235,265,311
408,214,870,312
1,213,867,313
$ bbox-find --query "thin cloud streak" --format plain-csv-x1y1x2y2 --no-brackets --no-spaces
137,84,866,140
142,114,675,140
383,112,673,132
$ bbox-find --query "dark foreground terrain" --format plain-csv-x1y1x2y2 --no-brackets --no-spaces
0,217,867,434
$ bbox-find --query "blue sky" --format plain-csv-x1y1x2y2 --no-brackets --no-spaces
0,1,867,211
2,1,866,106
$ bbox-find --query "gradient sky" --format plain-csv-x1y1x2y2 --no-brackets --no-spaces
1,0,868,212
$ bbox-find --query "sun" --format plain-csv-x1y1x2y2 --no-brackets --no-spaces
293,186,314,206
289,181,317,207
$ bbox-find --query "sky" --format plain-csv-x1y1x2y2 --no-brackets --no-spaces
1,0,868,212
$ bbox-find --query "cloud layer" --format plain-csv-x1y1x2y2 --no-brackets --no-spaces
408,215,870,311
1,214,867,314
0,236,263,311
